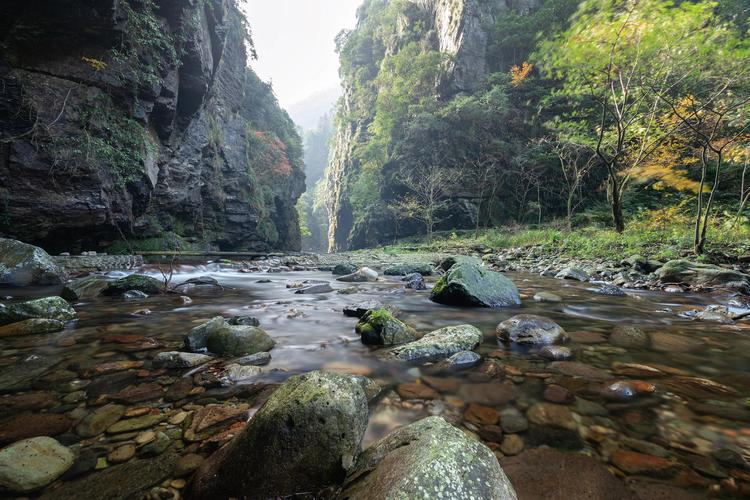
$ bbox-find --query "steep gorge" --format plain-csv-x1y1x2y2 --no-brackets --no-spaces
0,0,305,254
326,0,552,251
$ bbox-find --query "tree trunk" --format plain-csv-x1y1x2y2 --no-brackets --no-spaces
609,175,625,233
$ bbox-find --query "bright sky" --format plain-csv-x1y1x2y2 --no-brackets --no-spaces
242,0,362,109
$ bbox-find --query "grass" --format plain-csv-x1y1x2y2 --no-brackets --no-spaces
378,209,750,262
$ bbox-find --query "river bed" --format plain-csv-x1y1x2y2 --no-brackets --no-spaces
1,262,749,497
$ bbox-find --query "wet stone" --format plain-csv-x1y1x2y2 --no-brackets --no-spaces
526,402,576,430
106,413,164,434
500,408,528,434
236,351,271,366
612,362,665,378
0,437,75,493
396,383,439,400
497,314,567,345
650,332,705,353
533,291,562,302
609,325,649,349
0,318,64,338
110,382,165,404
500,434,525,456
549,361,609,380
543,384,574,404
0,413,73,444
538,345,573,361
139,431,171,456
152,351,213,369
479,424,504,443
601,380,656,401
610,449,679,477
108,444,136,464
464,403,501,425
459,382,520,406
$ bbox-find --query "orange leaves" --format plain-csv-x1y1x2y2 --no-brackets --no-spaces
250,131,293,177
511,62,533,87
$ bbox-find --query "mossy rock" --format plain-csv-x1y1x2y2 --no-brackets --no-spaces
656,260,750,291
0,297,76,326
341,416,517,499
101,275,163,296
431,260,520,308
186,316,275,357
438,255,482,272
385,324,483,363
189,371,370,499
0,238,67,286
332,263,357,275
0,318,65,338
355,308,417,346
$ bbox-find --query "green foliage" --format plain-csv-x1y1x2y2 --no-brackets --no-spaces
46,95,154,187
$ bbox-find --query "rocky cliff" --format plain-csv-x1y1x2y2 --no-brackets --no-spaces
327,0,542,251
0,0,305,253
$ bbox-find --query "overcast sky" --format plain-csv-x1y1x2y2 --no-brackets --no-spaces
242,0,362,109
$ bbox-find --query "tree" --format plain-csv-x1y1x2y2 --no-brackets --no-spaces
390,163,452,242
541,138,596,230
538,0,702,233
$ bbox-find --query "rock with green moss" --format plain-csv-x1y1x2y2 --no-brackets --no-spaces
60,275,109,301
189,371,370,499
185,316,275,356
383,262,435,276
656,260,750,292
0,297,76,326
385,324,483,363
340,416,517,499
356,308,417,346
439,255,482,272
101,274,163,296
430,259,520,308
0,238,67,287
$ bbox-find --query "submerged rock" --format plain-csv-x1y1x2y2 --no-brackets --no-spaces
295,283,333,294
341,416,517,499
172,276,224,295
184,316,275,356
0,238,67,286
0,318,64,337
442,350,482,370
0,437,74,493
385,324,483,363
227,315,260,326
656,259,750,292
597,284,626,296
609,324,649,349
430,258,520,308
383,262,435,276
497,315,567,345
356,308,417,346
538,345,573,360
343,301,398,318
189,371,370,499
101,275,163,296
152,351,213,369
237,351,271,366
220,363,262,383
533,291,562,302
0,296,76,326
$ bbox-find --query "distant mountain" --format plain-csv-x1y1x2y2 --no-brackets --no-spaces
287,86,341,131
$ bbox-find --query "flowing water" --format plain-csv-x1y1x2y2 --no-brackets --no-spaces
1,262,750,496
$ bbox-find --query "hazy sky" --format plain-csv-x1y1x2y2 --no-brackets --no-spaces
242,0,362,109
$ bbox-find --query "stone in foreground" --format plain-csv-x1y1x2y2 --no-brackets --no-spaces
385,324,483,363
60,275,109,301
496,314,567,345
0,296,77,326
189,371,370,498
0,318,64,337
0,437,74,493
340,416,517,499
430,258,520,308
355,308,417,346
0,238,67,286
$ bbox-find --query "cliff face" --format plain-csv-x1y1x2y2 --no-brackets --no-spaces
0,0,304,253
327,0,542,251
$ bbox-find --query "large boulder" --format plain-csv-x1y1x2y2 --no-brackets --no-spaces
656,259,750,292
60,275,109,301
101,275,163,296
355,308,417,346
189,371,370,498
0,238,67,286
430,259,520,308
385,324,483,363
184,316,275,356
0,296,76,326
0,437,74,493
496,315,568,345
340,416,517,499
